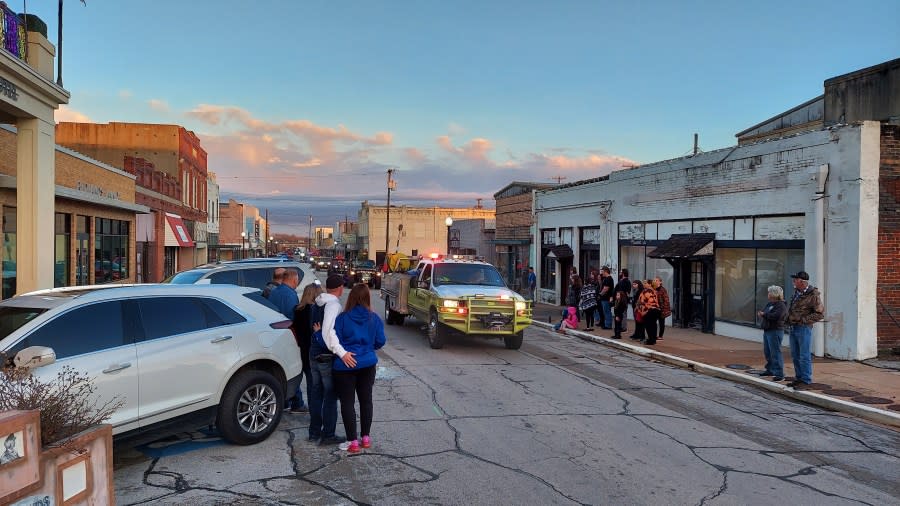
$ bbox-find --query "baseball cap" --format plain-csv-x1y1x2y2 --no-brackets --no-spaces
790,271,810,281
326,274,345,289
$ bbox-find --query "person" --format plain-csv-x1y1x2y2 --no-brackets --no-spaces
627,280,644,340
1,433,20,464
611,290,628,339
786,271,825,388
527,266,537,301
309,274,346,445
653,277,671,340
288,284,322,414
568,268,583,320
635,280,661,345
268,269,300,319
332,284,386,453
554,306,578,332
757,285,788,381
262,267,286,298
579,273,599,331
615,268,632,333
598,267,615,330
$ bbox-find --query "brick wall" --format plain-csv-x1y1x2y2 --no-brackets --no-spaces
495,192,533,240
878,124,900,354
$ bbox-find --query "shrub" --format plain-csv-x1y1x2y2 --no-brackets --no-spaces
0,366,123,448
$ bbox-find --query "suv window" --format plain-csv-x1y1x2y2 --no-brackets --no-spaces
201,298,246,326
137,298,210,341
242,292,279,313
420,265,433,286
241,268,273,291
16,301,128,360
208,270,240,285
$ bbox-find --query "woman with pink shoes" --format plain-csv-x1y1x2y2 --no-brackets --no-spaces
331,284,386,453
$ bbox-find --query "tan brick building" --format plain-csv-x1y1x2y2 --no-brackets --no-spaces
0,126,147,297
493,182,553,291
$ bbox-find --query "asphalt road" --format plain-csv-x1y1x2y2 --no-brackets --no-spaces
113,293,900,505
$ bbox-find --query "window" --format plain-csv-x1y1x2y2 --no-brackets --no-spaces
241,268,273,290
19,301,127,360
420,265,432,286
208,270,240,285
137,298,209,340
201,298,246,326
2,206,15,299
715,247,803,325
540,229,556,289
243,291,279,312
55,213,70,288
620,245,646,282
95,218,129,283
75,216,90,286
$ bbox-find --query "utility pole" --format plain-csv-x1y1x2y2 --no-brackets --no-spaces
308,215,313,250
550,175,567,184
693,133,699,156
385,168,395,267
264,209,269,256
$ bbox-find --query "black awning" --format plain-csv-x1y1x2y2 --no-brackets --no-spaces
647,233,715,259
548,244,574,260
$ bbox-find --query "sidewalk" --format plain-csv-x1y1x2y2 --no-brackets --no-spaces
530,302,900,428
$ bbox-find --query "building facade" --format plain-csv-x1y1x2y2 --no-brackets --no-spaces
493,182,554,292
450,218,496,265
357,202,496,266
207,172,220,262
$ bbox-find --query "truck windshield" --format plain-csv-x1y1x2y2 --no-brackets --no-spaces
357,260,376,269
433,264,506,287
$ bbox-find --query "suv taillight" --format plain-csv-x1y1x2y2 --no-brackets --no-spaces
270,320,293,329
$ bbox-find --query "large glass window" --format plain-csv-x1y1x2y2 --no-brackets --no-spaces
620,245,646,282
137,297,210,340
715,247,803,325
19,301,127,360
2,207,15,299
95,218,129,283
540,229,556,289
55,213,70,288
76,216,90,286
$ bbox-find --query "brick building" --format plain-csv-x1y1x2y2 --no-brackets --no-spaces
533,58,899,360
54,122,209,281
0,126,148,297
493,182,554,291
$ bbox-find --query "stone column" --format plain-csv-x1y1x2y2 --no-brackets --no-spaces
16,117,56,294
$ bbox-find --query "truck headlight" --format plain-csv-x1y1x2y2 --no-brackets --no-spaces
515,301,526,311
443,300,459,308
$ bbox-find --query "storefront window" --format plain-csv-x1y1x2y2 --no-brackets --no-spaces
2,207,15,299
76,215,90,286
540,229,556,289
95,218,129,283
54,214,70,287
620,245,646,282
715,247,803,325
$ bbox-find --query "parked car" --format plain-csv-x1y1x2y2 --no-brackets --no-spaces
164,260,317,295
0,284,302,445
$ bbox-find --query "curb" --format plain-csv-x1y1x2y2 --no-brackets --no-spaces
532,321,900,429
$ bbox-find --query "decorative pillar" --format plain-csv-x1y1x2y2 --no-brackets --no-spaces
16,117,56,294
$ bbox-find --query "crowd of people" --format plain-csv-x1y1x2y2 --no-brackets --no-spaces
265,268,386,453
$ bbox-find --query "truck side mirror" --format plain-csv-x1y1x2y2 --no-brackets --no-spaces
14,346,57,369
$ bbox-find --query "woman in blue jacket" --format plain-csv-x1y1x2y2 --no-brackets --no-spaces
333,283,386,453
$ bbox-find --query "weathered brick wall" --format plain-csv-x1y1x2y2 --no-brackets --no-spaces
495,192,533,240
878,124,900,354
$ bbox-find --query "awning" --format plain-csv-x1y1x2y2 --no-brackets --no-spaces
546,244,574,260
165,214,195,247
648,233,715,259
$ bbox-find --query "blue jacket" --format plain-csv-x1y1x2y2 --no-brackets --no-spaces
267,283,299,319
333,305,386,371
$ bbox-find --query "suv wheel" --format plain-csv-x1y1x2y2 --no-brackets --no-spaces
384,297,394,325
427,309,445,349
504,330,524,350
217,370,284,445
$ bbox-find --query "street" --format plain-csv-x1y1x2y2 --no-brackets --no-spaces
113,295,900,505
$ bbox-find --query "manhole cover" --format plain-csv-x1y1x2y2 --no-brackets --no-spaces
805,383,831,391
850,396,894,405
822,389,861,397
726,364,751,370
887,405,900,412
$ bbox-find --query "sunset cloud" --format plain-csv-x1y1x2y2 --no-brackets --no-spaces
54,105,92,123
148,99,170,112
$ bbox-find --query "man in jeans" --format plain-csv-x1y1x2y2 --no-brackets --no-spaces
598,267,615,330
786,271,824,389
308,274,346,445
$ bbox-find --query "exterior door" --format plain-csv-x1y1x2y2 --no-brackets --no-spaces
407,263,431,318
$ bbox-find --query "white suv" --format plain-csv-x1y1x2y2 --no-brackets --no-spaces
0,284,302,445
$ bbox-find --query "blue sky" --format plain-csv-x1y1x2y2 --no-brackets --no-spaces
42,0,900,232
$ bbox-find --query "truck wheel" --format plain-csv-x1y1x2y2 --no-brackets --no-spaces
384,298,394,325
427,309,445,349
216,370,284,445
504,331,524,350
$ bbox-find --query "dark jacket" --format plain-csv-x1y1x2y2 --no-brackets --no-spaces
788,286,825,326
613,293,628,317
292,304,314,370
333,305,386,372
761,300,788,330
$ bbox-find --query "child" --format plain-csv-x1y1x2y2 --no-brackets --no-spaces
554,306,578,332
611,290,628,339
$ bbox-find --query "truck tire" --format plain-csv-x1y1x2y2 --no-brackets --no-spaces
384,298,394,325
427,309,445,349
504,331,524,350
216,370,284,445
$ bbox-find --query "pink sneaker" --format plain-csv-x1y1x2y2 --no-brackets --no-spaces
361,436,371,449
339,439,360,453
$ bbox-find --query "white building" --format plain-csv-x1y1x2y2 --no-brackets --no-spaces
534,58,900,361
206,172,220,262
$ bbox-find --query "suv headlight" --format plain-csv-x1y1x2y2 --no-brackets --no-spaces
515,301,526,311
443,300,459,308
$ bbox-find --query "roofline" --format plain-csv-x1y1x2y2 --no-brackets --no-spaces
734,95,824,137
493,181,556,198
824,57,900,87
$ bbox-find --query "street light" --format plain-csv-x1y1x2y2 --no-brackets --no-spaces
445,216,453,256
240,231,247,260
268,235,274,257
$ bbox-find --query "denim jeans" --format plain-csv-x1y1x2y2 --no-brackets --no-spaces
286,368,308,409
789,325,813,384
600,301,613,329
763,329,785,377
308,358,339,439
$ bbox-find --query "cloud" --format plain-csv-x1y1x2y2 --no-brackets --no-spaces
148,99,170,112
118,89,133,99
54,105,92,123
448,122,466,136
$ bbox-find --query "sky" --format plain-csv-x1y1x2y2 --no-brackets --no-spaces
41,0,900,233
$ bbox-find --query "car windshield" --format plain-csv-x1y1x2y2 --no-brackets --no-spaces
357,260,375,269
433,264,506,287
163,270,209,284
0,306,47,341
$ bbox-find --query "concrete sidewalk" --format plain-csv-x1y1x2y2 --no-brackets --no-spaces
530,302,900,428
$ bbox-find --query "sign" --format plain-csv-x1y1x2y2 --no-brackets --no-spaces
76,182,120,201
0,77,18,101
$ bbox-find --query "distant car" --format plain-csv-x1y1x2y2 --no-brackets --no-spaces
164,261,317,295
0,284,303,445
